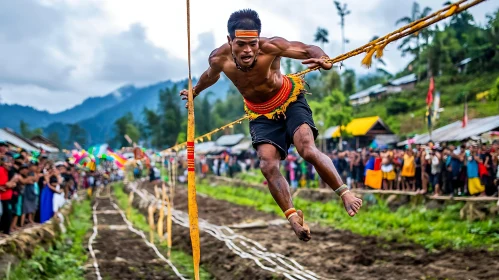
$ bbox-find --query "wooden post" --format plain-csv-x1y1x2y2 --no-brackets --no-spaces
164,189,173,258
157,185,165,241
127,191,134,219
148,205,156,244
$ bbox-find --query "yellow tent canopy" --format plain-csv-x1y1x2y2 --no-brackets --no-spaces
331,116,382,138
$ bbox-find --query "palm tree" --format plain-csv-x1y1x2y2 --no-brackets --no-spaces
334,1,351,54
396,2,432,54
314,27,329,50
396,2,432,79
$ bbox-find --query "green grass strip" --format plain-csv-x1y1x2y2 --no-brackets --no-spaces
112,182,213,280
196,182,499,251
5,199,92,280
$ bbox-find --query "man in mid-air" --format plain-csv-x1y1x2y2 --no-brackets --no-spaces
181,9,362,241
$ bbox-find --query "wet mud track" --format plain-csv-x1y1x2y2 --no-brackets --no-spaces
85,190,181,280
138,182,499,280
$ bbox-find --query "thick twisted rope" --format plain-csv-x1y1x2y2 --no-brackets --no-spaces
166,0,485,155
292,0,486,76
162,116,247,153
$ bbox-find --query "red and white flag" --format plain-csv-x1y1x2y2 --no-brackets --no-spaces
426,77,434,105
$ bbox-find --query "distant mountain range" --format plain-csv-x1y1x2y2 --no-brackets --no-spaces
1,77,231,146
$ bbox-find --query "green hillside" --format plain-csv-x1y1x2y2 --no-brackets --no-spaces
353,72,499,136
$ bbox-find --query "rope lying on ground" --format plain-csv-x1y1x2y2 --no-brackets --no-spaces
129,182,324,280
88,201,103,280
89,187,187,280
110,200,188,280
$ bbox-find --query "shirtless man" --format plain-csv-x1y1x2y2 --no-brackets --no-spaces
380,148,395,190
180,9,362,241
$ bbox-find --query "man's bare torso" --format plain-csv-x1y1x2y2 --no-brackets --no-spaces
381,151,392,165
211,37,284,104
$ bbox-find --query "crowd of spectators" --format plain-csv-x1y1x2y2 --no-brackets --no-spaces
287,140,499,197
181,139,499,198
0,141,121,237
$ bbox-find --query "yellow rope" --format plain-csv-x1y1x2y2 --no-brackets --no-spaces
162,116,248,153
167,2,485,275
292,0,485,75
185,0,200,279
164,0,485,156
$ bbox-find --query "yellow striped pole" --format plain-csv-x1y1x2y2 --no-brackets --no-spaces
185,0,200,278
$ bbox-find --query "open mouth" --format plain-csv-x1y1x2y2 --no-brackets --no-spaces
241,55,253,63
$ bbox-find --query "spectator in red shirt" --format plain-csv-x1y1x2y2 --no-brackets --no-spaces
0,155,18,235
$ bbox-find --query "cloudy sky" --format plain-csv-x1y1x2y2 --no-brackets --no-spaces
0,0,496,113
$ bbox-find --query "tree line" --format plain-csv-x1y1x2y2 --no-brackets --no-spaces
25,2,499,150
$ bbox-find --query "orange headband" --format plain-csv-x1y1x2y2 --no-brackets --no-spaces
235,29,259,38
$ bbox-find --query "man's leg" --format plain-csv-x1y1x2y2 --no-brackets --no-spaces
257,144,311,241
11,215,18,231
29,213,35,224
293,124,362,216
0,200,12,234
20,213,25,227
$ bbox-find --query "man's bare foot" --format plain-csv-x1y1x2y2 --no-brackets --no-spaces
288,210,311,242
341,192,363,217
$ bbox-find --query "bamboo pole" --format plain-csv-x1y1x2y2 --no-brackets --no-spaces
185,0,200,278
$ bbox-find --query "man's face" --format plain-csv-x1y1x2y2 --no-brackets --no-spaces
229,37,259,67
0,146,7,154
3,158,12,169
30,164,38,173
20,168,28,176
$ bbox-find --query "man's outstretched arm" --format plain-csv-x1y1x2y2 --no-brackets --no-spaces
180,49,224,105
264,37,332,70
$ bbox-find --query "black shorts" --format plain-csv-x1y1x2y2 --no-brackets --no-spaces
249,94,318,160
430,173,441,186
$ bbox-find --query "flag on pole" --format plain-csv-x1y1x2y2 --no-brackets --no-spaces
426,77,434,105
426,77,435,137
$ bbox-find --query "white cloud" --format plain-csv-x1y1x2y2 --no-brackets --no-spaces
0,0,497,112
0,84,80,113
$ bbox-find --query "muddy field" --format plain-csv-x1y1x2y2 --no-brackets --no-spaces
139,182,499,280
85,193,179,280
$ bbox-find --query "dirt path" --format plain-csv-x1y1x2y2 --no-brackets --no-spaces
140,182,499,280
85,188,185,280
